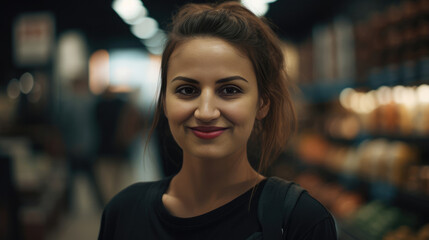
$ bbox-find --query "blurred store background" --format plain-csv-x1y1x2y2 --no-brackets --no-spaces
1,0,429,239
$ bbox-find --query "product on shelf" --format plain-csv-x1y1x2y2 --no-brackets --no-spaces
383,225,416,240
297,0,429,88
417,223,429,240
296,132,329,165
296,131,423,190
330,191,364,220
383,223,429,240
298,39,313,84
401,0,419,86
325,110,361,140
338,84,429,136
354,20,372,84
388,141,419,186
408,165,429,195
350,200,417,240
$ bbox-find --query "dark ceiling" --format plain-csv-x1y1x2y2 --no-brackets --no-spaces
3,0,347,49
3,0,376,85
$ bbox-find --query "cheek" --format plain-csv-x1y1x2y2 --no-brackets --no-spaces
165,96,194,125
223,97,259,127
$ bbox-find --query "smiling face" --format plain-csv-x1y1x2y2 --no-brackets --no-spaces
164,37,267,161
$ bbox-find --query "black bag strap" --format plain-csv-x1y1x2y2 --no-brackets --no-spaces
258,176,306,240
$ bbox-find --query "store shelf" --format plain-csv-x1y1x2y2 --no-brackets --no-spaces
290,0,429,239
286,156,428,216
325,167,429,218
327,134,429,147
299,81,354,103
338,221,373,240
286,162,428,240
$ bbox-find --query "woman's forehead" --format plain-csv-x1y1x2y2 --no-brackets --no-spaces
166,37,257,84
170,36,250,60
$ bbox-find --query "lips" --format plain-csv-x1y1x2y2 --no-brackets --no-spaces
189,126,228,139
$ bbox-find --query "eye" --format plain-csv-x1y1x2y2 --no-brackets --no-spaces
219,86,242,96
176,85,199,96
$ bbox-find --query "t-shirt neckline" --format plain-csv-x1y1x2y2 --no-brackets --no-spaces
155,177,267,228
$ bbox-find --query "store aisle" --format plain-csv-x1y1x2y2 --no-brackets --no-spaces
46,134,162,240
46,212,101,240
46,175,102,240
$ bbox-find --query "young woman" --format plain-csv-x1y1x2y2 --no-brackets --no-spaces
99,2,337,239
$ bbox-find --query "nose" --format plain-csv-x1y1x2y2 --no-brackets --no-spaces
194,89,220,122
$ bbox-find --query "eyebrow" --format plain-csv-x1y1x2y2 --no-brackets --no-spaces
171,76,248,84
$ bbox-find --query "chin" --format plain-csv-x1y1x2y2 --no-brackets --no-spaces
188,145,246,162
190,149,228,160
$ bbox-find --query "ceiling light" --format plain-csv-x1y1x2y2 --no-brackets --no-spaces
112,0,146,23
241,0,269,16
142,30,166,47
130,17,158,39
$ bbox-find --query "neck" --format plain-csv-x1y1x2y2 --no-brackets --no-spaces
180,152,259,193
164,150,264,217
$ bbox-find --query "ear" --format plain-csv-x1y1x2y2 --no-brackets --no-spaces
256,98,270,120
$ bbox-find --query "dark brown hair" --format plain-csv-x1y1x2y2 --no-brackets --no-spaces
149,1,296,174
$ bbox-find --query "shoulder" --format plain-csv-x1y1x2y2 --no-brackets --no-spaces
260,177,337,239
293,191,332,222
99,178,170,239
286,191,337,239
99,178,169,239
103,178,168,216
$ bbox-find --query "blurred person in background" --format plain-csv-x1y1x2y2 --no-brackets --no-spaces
99,2,337,239
95,86,144,202
60,75,105,212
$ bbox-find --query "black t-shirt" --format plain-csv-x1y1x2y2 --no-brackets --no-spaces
98,177,337,240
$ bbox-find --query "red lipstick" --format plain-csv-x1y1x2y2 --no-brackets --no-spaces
189,126,227,139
